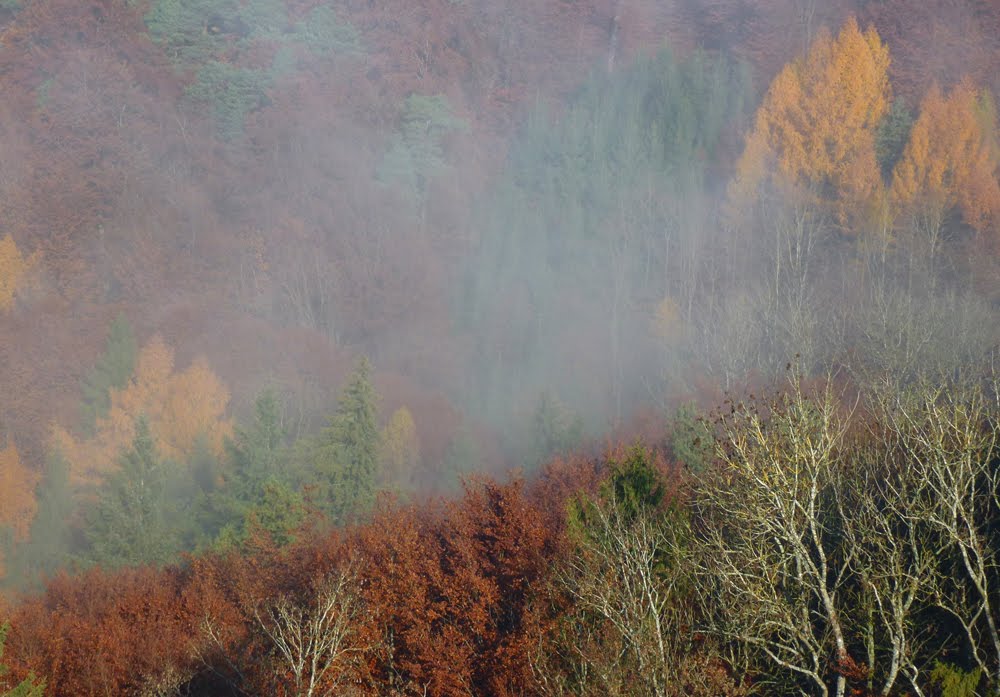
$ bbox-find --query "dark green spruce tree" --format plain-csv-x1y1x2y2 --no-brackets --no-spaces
85,417,179,567
311,357,379,523
80,313,136,434
203,389,305,548
227,388,286,499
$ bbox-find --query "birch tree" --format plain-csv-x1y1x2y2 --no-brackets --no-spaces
694,384,855,697
886,381,1000,695
254,568,364,697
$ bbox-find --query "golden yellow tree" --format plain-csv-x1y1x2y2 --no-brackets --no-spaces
159,357,232,462
0,234,39,311
891,81,1000,247
52,336,174,488
730,16,891,230
379,406,421,491
0,440,39,578
52,336,233,489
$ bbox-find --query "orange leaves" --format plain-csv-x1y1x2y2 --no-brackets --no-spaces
891,81,1000,237
357,478,550,694
0,441,39,543
731,17,891,228
0,235,39,312
52,335,233,489
0,441,39,580
0,446,614,696
5,565,197,697
157,356,232,462
731,12,999,247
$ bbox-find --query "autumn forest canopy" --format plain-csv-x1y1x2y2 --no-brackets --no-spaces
1,0,1000,695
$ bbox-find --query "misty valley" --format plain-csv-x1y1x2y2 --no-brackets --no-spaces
1,1,1000,695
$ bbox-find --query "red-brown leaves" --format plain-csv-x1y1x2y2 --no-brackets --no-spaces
859,0,1000,105
357,478,552,695
0,446,638,695
5,565,197,696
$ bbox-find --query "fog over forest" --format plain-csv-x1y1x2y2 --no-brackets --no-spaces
0,1,999,695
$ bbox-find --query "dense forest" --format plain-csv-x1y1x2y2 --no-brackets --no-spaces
1,0,1000,694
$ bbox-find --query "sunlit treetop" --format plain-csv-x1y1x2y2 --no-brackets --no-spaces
730,16,891,230
891,80,1000,237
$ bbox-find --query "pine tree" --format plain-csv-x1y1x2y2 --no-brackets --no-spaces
202,389,294,547
875,98,914,180
85,417,178,567
243,479,306,547
228,389,285,499
56,335,232,491
80,313,136,434
312,357,379,523
891,81,1000,238
158,355,233,463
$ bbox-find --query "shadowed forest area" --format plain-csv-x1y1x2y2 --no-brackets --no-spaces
1,0,1000,694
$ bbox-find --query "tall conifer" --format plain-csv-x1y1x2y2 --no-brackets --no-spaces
313,357,379,522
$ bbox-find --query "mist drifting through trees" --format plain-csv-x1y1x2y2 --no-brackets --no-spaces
0,0,999,695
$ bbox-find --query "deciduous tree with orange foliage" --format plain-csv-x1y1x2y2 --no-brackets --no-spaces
51,335,233,490
730,16,891,231
4,565,199,697
0,444,666,696
0,442,39,581
890,80,1000,253
357,478,551,695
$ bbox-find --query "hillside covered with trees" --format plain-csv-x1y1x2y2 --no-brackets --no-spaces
1,0,1000,694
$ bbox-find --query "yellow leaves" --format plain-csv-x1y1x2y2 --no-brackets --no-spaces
891,81,1000,236
731,17,891,229
159,357,232,462
0,441,39,542
0,440,39,580
730,13,998,248
116,335,174,423
53,336,233,489
0,234,39,311
380,407,420,490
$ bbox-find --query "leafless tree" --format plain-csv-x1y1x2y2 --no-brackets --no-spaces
534,489,740,697
694,382,854,697
843,421,937,696
253,567,365,697
694,374,1000,696
885,381,1000,695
